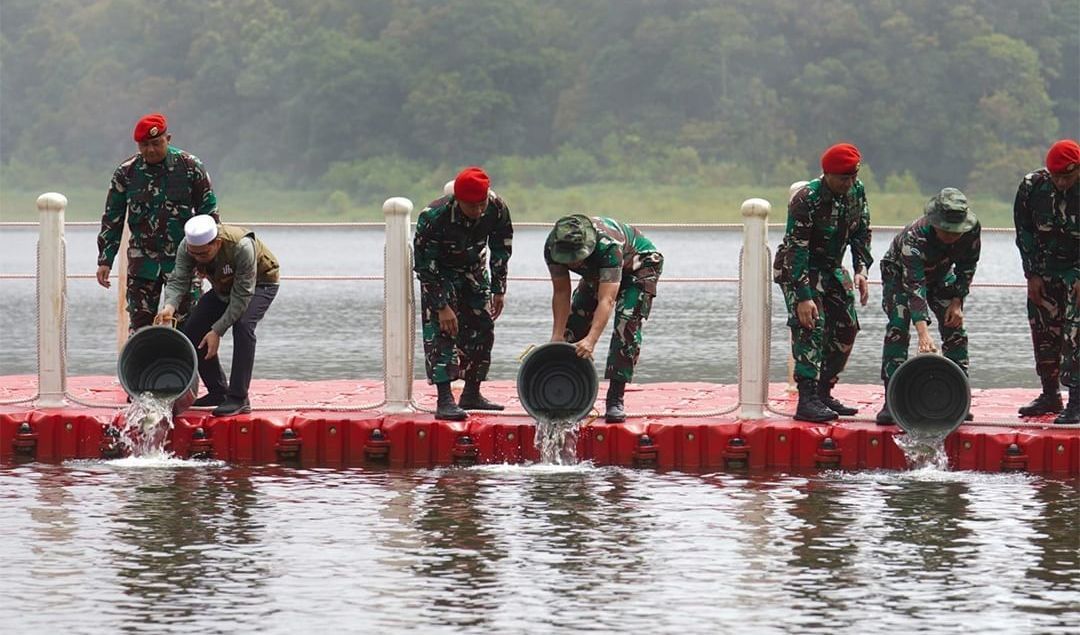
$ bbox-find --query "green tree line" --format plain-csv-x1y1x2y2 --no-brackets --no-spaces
1,0,1076,216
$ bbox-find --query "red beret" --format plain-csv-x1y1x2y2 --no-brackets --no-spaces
821,143,862,174
454,166,490,204
133,113,168,143
1046,139,1080,174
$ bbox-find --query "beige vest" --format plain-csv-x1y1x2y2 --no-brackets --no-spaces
195,224,280,296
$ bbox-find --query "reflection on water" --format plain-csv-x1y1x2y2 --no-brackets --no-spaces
0,463,1075,633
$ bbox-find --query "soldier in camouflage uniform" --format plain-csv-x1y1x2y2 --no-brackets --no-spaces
414,167,513,421
1014,139,1080,424
774,143,872,422
96,113,218,333
876,188,981,424
545,214,663,423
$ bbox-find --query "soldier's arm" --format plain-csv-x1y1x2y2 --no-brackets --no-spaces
213,238,257,335
849,187,873,277
97,167,128,268
787,195,814,301
1013,176,1037,278
488,199,513,295
900,233,931,324
188,155,220,222
549,265,572,341
162,241,196,310
952,224,981,299
412,210,452,309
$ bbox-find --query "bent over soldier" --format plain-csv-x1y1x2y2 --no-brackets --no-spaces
97,113,218,332
876,188,981,424
414,167,513,421
545,215,663,423
774,143,872,422
1014,139,1080,425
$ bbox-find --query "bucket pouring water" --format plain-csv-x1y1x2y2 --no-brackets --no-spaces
516,342,599,422
117,325,199,414
887,354,970,438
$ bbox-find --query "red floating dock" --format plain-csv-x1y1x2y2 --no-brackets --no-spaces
0,376,1076,474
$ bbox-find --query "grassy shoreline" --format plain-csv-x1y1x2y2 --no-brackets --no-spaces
0,181,1014,227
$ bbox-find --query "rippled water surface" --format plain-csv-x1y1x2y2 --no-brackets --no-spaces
0,462,1075,634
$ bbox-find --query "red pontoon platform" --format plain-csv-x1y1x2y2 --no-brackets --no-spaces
1,376,1076,474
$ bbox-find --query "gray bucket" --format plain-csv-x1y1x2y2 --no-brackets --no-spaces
117,325,199,414
887,354,970,437
516,342,599,422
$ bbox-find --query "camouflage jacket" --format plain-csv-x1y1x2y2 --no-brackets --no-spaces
1014,169,1079,283
773,178,873,301
413,193,514,309
544,217,658,286
881,216,981,324
97,146,218,280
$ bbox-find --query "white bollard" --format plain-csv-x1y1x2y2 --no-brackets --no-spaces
738,198,771,419
116,223,131,350
36,193,68,408
785,181,809,394
383,197,415,412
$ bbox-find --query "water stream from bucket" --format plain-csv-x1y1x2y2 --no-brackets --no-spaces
118,392,177,457
533,416,581,465
894,431,951,470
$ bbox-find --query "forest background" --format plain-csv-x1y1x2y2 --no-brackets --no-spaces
1,0,1077,225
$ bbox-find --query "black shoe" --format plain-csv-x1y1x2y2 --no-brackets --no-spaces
1054,387,1079,424
605,401,626,423
458,393,505,411
193,393,227,408
435,401,468,421
965,412,974,421
795,379,838,423
875,404,894,425
212,398,250,416
1018,392,1063,417
819,395,858,416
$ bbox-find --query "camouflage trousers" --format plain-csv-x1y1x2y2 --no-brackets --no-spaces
563,254,663,383
1026,276,1079,388
879,272,968,383
126,272,198,333
780,269,859,386
421,282,494,385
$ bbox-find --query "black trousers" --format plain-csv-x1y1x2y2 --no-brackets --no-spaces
182,284,278,400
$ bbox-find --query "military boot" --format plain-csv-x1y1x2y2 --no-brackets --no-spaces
876,381,894,425
458,380,504,411
604,379,626,423
1054,384,1079,425
1018,379,1063,416
818,378,858,416
435,382,467,421
795,378,838,423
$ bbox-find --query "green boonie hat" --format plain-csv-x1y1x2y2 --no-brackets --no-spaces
549,214,598,264
925,187,977,233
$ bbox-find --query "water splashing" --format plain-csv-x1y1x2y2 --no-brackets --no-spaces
533,416,581,465
118,391,176,457
895,432,951,471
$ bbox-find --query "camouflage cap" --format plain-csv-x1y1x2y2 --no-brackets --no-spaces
925,187,976,233
549,214,597,264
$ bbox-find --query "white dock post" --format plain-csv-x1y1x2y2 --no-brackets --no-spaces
738,198,771,419
116,224,131,350
36,192,68,408
383,197,415,412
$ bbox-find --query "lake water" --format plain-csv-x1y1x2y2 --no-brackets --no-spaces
0,225,1042,389
1,224,1075,634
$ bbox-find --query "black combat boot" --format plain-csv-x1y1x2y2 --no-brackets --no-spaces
435,382,467,421
795,378,838,423
876,381,894,425
605,379,626,423
1018,379,1063,416
1054,384,1079,425
818,378,858,416
458,380,504,411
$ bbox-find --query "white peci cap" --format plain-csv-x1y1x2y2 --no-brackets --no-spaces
184,215,219,246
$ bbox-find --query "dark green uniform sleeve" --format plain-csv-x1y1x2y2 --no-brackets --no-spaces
786,197,815,301
187,154,219,219
849,187,873,277
899,230,932,324
952,224,981,300
488,201,513,295
413,210,451,310
1013,176,1036,279
97,165,129,268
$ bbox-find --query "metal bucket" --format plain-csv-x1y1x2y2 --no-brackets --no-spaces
117,325,199,414
516,342,599,422
887,354,970,437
